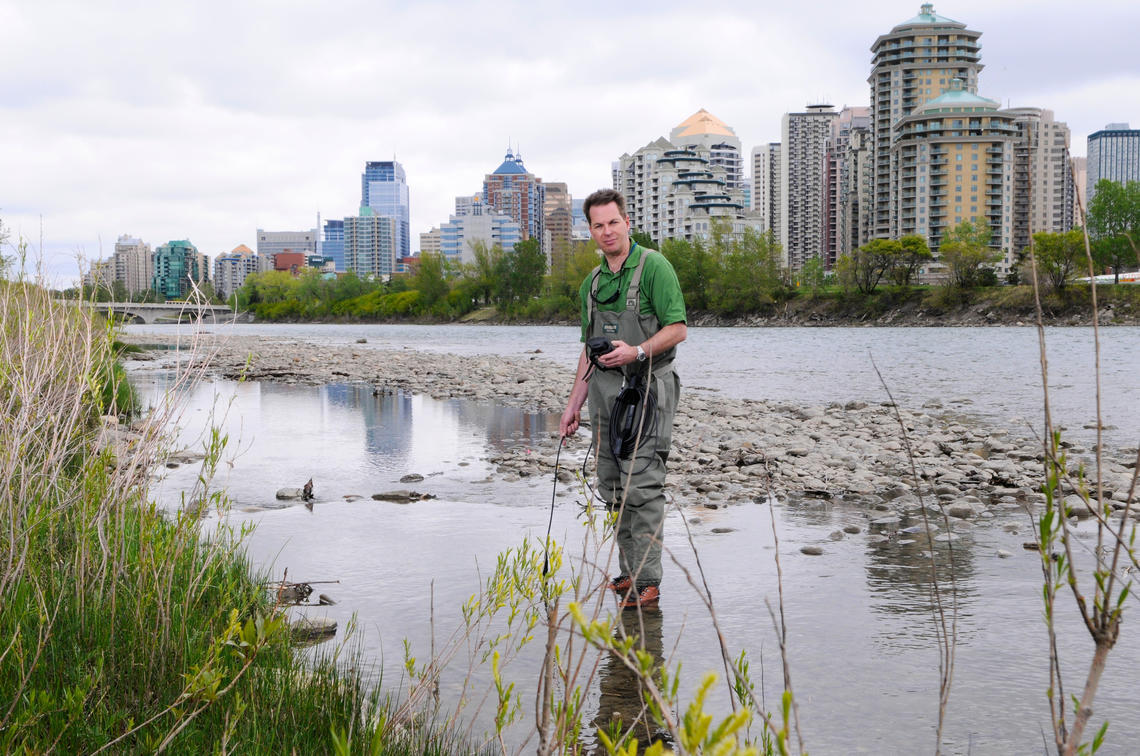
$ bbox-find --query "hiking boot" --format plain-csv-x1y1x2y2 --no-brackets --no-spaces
619,584,660,609
607,575,632,593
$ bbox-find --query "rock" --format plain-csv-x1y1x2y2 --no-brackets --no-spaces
947,502,975,519
997,549,1013,558
318,594,337,605
1063,494,1091,519
710,527,736,534
290,616,337,642
276,488,304,500
843,524,861,534
343,494,363,502
371,490,437,503
828,530,844,541
400,473,425,483
356,338,367,343
800,545,824,556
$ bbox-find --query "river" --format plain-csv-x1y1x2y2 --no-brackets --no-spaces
126,323,1140,754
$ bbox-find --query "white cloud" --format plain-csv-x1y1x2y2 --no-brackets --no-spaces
1,0,1138,283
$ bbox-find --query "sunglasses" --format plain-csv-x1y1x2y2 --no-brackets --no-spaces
592,270,620,305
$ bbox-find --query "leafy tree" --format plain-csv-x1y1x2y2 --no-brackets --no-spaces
413,252,450,310
892,234,933,287
548,239,599,299
464,240,502,307
847,238,898,294
707,226,784,314
799,255,826,297
508,238,546,306
939,217,1001,288
1030,229,1086,291
661,237,713,311
1087,179,1140,283
631,230,657,251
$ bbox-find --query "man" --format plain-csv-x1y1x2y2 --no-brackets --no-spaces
560,189,687,609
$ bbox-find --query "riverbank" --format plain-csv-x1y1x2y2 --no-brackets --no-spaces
233,283,1140,328
127,331,1139,523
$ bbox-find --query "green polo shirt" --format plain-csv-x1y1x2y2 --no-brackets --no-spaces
578,244,687,341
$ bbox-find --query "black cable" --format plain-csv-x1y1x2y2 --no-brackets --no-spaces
543,437,564,576
610,374,659,478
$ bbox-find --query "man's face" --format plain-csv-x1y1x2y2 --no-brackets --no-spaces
588,202,631,256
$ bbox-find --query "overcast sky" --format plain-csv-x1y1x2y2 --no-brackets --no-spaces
2,0,1138,284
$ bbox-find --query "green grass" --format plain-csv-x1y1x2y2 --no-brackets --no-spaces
0,280,478,753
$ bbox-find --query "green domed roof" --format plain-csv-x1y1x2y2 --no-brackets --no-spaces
894,3,964,30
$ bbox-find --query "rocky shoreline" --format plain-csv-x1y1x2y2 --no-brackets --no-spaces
126,332,1139,527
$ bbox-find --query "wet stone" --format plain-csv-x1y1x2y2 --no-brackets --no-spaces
800,545,824,556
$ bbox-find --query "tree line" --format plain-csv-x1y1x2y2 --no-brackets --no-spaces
62,178,1139,320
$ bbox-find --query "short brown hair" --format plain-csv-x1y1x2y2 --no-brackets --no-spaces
583,189,627,224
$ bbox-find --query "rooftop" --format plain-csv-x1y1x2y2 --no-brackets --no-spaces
894,3,965,30
915,79,999,113
672,109,737,139
492,148,529,175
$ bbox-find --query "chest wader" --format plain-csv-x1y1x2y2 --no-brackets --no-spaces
587,249,680,588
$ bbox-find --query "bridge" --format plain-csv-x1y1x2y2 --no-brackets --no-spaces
74,301,236,325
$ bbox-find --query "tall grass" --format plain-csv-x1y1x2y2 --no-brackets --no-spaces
0,276,478,752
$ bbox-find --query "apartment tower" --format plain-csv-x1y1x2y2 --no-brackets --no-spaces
869,4,983,239
780,105,838,270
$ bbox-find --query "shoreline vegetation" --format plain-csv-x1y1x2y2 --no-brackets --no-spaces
0,281,471,753
230,283,1140,328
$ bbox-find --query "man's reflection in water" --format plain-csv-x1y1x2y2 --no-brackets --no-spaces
593,607,672,753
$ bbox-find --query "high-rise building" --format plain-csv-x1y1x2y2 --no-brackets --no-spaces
213,244,258,300
256,229,317,261
1071,156,1088,220
780,105,838,270
752,142,781,235
825,106,872,266
670,109,745,189
112,235,153,295
614,112,758,244
571,199,590,240
322,219,345,272
543,182,573,260
1009,107,1074,254
82,260,113,291
419,227,441,255
361,160,411,259
438,198,521,265
483,149,545,243
1087,123,1140,203
152,240,206,300
840,126,874,258
869,4,983,239
891,79,1018,271
344,208,397,278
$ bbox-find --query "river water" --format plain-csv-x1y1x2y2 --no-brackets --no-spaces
126,324,1140,754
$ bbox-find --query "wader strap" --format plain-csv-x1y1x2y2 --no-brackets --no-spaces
587,263,603,324
625,249,653,312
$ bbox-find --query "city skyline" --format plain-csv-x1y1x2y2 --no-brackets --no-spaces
2,0,1138,283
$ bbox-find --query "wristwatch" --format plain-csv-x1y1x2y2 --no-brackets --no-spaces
636,345,647,362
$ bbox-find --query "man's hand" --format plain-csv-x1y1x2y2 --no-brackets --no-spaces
598,340,638,369
559,407,580,438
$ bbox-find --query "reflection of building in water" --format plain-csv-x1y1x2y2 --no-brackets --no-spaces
593,608,671,752
323,384,415,460
863,512,977,627
451,400,556,450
